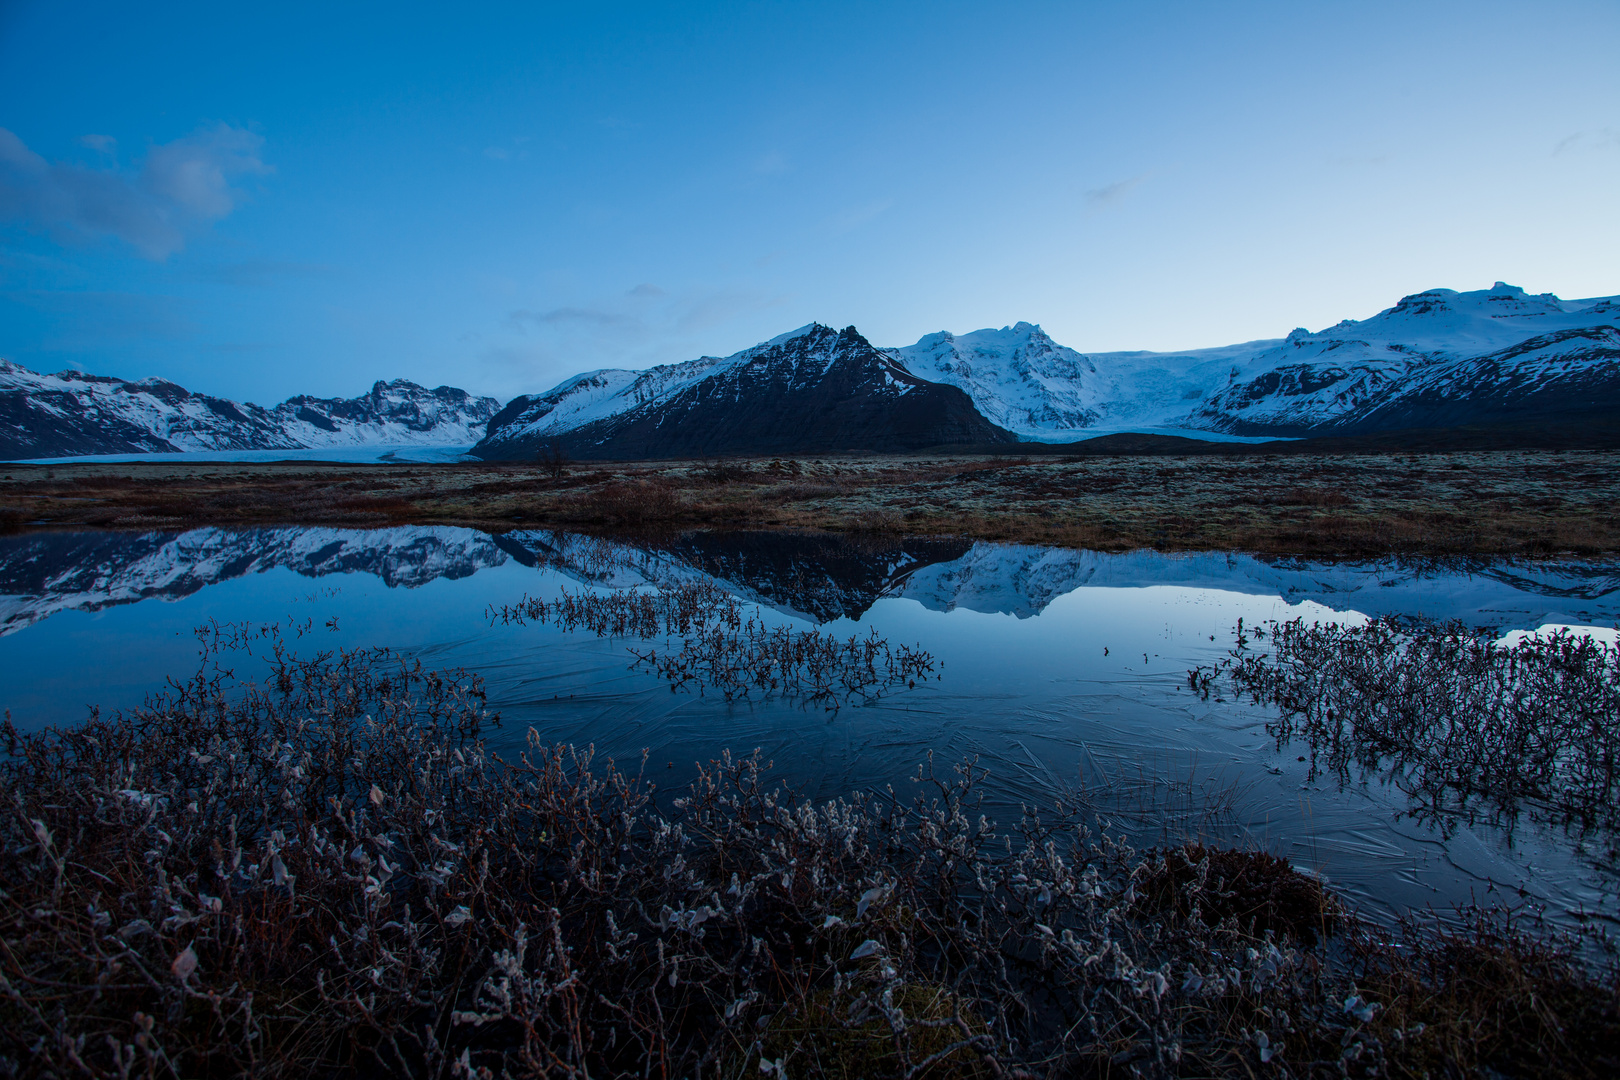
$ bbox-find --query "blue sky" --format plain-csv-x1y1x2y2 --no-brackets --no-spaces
1,0,1616,404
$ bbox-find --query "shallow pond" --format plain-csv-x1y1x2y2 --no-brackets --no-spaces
3,526,1617,927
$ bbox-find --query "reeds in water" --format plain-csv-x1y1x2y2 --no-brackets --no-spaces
3,624,1616,1077
489,580,935,707
1191,617,1620,841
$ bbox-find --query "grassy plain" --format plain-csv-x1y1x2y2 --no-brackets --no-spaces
2,448,1618,555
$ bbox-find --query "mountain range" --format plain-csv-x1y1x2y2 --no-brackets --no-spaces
4,282,1616,461
0,362,501,459
478,283,1620,458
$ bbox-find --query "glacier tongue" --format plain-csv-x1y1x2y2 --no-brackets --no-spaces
889,283,1620,440
7,280,1618,462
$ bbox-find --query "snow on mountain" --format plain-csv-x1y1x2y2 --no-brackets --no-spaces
1182,284,1620,435
0,361,501,460
886,283,1620,440
11,282,1616,461
475,323,1011,459
890,323,1111,432
478,282,1617,455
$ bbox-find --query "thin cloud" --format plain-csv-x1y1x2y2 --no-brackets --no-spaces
494,284,790,394
511,306,643,330
1084,173,1148,207
827,198,893,233
0,123,270,259
1553,129,1619,156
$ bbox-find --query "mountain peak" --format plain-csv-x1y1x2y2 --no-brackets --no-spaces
762,323,834,348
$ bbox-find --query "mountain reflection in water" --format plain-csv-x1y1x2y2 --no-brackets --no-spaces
1,524,1618,930
4,526,1617,636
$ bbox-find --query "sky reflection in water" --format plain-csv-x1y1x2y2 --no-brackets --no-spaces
2,526,1617,928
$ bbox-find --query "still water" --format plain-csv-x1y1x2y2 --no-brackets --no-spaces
3,526,1617,926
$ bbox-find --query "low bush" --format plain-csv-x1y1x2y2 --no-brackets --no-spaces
3,630,1616,1077
1192,617,1620,841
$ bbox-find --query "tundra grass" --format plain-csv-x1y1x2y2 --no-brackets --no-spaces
3,448,1618,556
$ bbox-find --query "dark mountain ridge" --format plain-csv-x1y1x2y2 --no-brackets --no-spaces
474,323,1013,460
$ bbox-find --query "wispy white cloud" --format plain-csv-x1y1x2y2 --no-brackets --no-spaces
0,123,270,259
1084,173,1148,207
1553,129,1620,156
492,282,790,392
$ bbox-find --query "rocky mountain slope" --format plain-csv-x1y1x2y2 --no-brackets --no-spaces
890,283,1619,439
474,323,1012,460
476,282,1619,458
0,361,500,460
7,282,1615,461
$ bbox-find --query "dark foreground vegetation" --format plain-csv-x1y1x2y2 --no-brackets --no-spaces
1192,617,1620,852
4,628,1618,1078
4,448,1619,556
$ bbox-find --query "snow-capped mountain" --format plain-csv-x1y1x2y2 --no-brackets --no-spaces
0,361,501,460
890,323,1114,433
475,282,1617,458
475,323,1012,459
890,283,1619,439
10,282,1615,462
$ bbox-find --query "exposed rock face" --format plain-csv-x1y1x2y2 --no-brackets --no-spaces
11,282,1619,462
0,361,500,460
889,284,1620,440
473,324,1014,460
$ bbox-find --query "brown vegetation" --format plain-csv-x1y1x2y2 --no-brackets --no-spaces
1192,618,1620,842
2,448,1619,556
3,626,1617,1078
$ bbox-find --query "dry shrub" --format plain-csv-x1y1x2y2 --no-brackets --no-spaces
845,509,902,534
490,581,937,709
1194,617,1620,839
748,983,993,1079
1347,908,1620,1080
770,482,846,502
1280,486,1353,507
564,478,682,525
696,459,756,484
1137,843,1340,946
3,627,1617,1078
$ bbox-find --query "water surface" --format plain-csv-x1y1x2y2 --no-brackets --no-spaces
3,526,1616,927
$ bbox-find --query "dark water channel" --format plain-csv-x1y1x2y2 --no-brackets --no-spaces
3,526,1618,928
